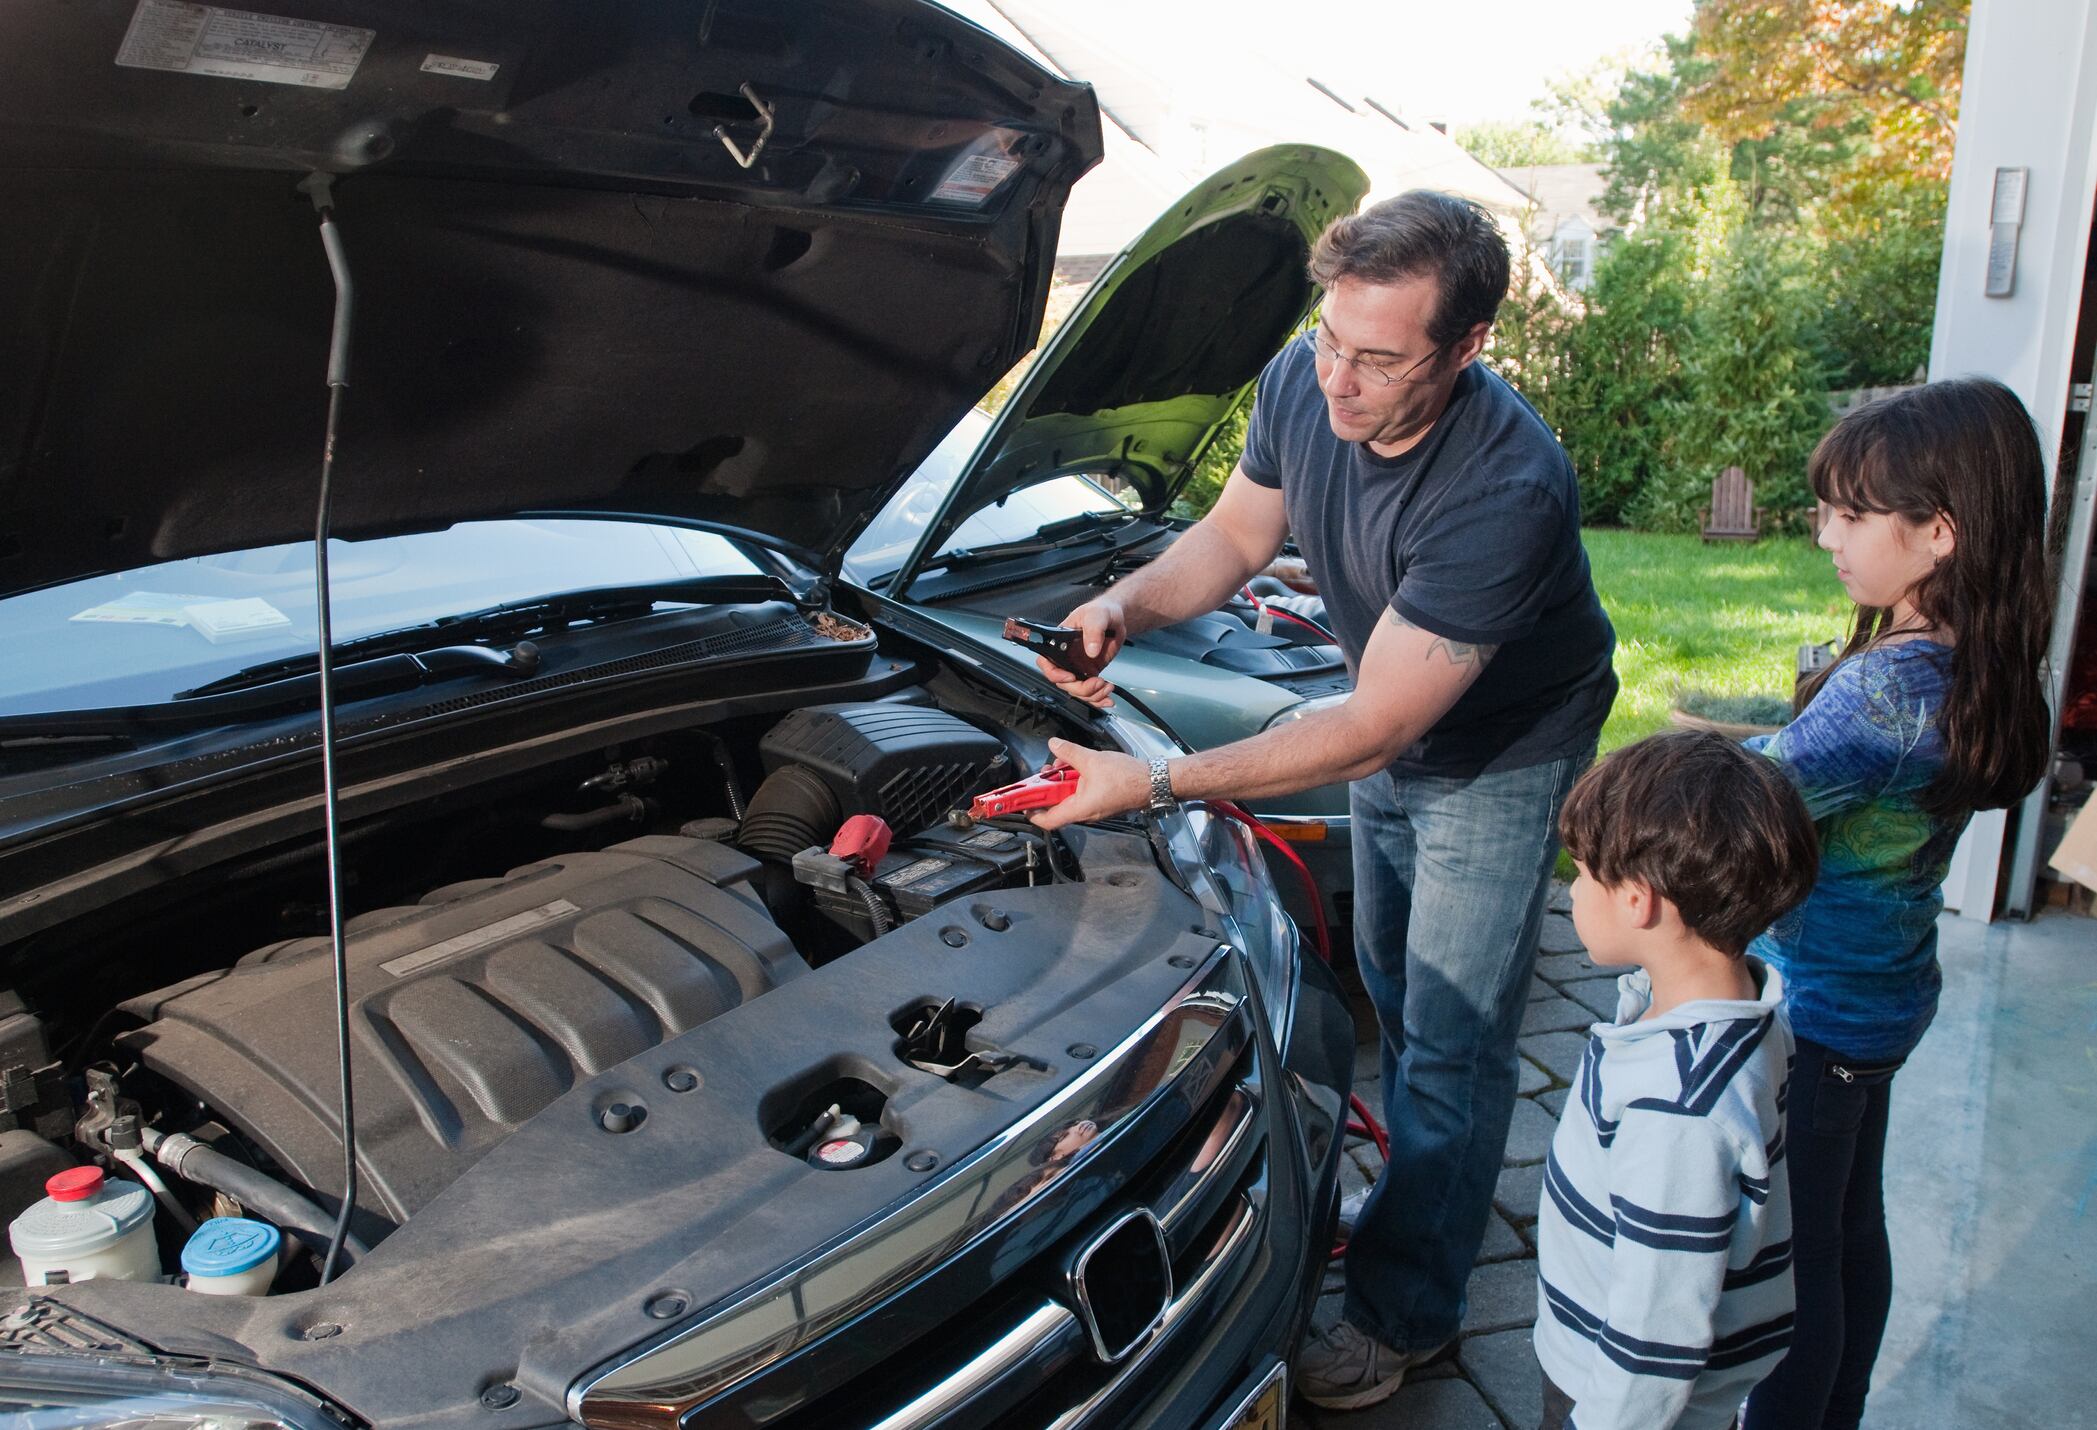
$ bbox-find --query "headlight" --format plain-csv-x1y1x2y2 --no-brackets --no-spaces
1103,714,1302,1045
0,1354,345,1430
1261,690,1349,730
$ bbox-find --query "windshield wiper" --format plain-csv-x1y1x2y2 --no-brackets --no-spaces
174,573,796,700
932,510,1145,571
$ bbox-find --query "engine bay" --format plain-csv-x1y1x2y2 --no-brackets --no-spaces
0,690,1100,1294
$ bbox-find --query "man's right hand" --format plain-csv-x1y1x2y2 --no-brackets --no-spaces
1038,597,1125,707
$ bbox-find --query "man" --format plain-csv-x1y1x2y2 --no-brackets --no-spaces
1031,191,1617,1410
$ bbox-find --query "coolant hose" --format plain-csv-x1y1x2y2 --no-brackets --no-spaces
146,1130,368,1263
541,794,652,831
114,1148,195,1234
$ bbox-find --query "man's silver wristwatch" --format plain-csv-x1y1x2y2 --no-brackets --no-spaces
1146,756,1177,814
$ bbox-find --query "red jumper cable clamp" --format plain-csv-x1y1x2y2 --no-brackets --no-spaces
966,762,1081,820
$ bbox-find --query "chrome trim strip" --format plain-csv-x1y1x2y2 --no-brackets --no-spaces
861,1302,1075,1430
1248,813,1350,833
1043,1193,1263,1430
1066,1208,1173,1364
571,945,1248,1424
1155,1087,1258,1235
1212,1360,1288,1430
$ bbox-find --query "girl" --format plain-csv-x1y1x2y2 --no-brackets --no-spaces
1741,379,2054,1430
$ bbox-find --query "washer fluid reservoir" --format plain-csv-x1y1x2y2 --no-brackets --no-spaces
182,1216,281,1296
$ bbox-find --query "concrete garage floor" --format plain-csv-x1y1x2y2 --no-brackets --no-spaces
1299,892,2097,1429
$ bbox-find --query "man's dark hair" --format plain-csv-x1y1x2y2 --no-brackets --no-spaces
1306,190,1512,348
1558,730,1819,958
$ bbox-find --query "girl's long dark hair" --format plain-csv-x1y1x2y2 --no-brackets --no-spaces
1798,378,2053,815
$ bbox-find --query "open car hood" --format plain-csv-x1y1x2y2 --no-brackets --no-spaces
890,145,1367,598
0,0,1103,599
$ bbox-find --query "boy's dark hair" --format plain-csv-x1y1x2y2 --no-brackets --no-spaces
1307,190,1510,349
1559,731,1819,957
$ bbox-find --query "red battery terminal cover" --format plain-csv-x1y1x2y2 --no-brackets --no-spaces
967,762,1080,820
1001,617,1112,681
828,814,893,877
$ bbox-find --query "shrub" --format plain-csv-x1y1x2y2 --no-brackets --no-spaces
1173,401,1247,519
1534,227,1698,526
1812,179,1946,387
1636,194,1833,531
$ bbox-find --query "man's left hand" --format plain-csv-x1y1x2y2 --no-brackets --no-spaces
1028,737,1150,831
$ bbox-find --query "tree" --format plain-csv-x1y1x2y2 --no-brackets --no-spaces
1452,119,1594,170
1600,30,1870,229
1645,188,1834,530
1598,36,1727,226
1542,226,1699,526
1682,0,1967,190
1811,177,1945,386
1533,48,1654,155
1497,0,1962,529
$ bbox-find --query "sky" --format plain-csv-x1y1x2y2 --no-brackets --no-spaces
1120,0,1694,128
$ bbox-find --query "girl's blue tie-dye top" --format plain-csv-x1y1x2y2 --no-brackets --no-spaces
1745,640,1961,1063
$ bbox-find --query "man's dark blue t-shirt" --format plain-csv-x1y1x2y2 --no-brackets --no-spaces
1240,338,1616,778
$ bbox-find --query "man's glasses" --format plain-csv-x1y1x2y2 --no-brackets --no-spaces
1302,329,1447,388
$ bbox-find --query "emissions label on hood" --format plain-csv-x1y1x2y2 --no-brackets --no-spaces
117,0,375,91
929,151,1020,208
420,53,499,81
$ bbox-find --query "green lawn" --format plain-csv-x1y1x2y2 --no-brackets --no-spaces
1583,529,1853,754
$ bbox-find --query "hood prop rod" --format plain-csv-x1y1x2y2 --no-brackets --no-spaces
299,172,361,1286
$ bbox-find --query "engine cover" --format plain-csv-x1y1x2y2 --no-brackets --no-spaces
118,837,807,1226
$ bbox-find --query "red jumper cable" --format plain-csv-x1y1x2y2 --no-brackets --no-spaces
1211,800,1386,1261
1238,585,1336,643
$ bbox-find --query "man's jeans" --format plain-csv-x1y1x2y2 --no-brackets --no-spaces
1341,750,1590,1353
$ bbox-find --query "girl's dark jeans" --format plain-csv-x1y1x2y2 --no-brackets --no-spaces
1742,1035,1903,1430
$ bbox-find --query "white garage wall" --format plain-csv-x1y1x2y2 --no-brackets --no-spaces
1930,0,2097,916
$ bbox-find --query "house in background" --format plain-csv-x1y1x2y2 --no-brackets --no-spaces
1497,162,1610,291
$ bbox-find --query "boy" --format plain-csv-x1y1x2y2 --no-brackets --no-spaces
1535,730,1818,1430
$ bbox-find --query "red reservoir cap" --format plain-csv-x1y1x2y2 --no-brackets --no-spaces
45,1167,105,1202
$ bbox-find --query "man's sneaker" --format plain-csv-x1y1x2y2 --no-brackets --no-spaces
1295,1319,1452,1411
1334,1186,1370,1243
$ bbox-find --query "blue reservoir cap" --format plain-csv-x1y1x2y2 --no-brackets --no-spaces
181,1217,281,1277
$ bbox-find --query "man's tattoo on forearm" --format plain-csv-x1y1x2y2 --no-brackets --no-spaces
1384,608,1499,667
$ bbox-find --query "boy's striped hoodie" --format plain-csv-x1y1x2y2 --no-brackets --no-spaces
1533,960,1795,1429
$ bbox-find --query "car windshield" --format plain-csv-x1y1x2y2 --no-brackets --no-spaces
843,409,1132,584
0,519,761,718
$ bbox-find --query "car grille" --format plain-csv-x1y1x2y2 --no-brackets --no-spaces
814,1059,1266,1430
571,948,1273,1430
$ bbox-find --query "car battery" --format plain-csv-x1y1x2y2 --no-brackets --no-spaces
907,823,1042,881
871,842,1007,921
803,824,1047,937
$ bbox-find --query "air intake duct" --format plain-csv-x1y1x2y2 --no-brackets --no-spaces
735,765,840,865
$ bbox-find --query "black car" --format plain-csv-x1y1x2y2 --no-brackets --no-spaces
0,3,1352,1427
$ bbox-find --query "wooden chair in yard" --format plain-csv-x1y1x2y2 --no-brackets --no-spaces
1700,466,1763,542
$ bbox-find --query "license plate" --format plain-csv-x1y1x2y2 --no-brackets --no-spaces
1222,1364,1287,1430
